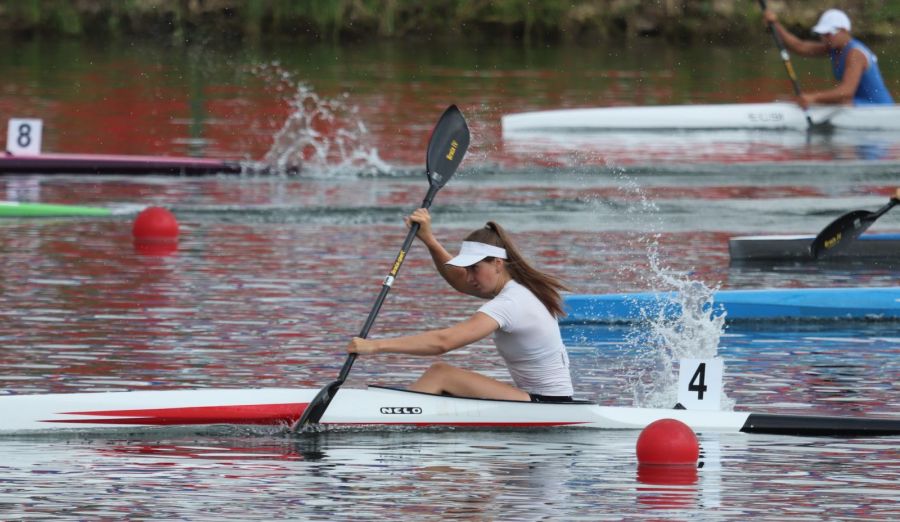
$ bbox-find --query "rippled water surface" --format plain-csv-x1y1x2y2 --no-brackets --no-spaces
1,38,899,520
3,430,898,520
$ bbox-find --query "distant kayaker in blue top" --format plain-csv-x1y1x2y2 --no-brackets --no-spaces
764,8,893,108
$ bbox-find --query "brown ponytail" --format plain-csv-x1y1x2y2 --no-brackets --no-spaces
465,222,569,318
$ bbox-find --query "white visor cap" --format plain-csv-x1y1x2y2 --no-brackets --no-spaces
812,9,851,35
446,241,508,267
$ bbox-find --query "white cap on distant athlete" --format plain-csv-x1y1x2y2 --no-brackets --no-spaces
445,241,508,267
812,9,851,35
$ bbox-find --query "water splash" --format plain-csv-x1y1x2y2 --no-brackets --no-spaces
606,167,734,410
253,63,390,176
623,258,733,410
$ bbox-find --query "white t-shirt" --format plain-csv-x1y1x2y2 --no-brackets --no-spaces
477,280,574,396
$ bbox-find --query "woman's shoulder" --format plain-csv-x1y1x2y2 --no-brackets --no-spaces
500,279,526,293
499,279,543,303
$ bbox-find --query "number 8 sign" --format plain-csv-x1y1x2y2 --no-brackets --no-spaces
7,118,43,155
677,357,724,410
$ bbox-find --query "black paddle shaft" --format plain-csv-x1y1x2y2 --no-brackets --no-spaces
335,187,439,383
758,0,804,97
293,187,447,429
757,0,816,129
291,191,442,430
292,105,469,430
290,193,435,431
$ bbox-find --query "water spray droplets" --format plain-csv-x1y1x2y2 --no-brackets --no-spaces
605,167,733,410
254,63,390,176
625,262,732,409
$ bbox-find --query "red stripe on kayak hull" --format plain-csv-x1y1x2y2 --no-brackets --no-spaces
42,403,589,428
44,403,307,426
329,422,590,427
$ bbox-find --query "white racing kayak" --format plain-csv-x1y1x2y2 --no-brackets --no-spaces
1,385,897,436
502,102,900,133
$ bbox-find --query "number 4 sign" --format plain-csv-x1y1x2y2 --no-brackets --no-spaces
677,357,724,410
7,118,43,155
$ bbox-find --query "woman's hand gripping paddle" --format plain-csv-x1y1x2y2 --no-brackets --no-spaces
291,105,470,431
810,188,900,259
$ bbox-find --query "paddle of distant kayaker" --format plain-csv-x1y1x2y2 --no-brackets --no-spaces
347,208,575,403
763,8,894,108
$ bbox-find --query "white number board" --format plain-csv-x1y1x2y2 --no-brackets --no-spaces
7,118,43,155
677,357,724,411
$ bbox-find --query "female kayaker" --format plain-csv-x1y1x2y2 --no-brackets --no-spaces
763,8,893,107
347,208,574,402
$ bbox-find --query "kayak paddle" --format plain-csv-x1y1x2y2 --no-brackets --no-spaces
757,0,816,129
291,105,470,431
810,188,900,259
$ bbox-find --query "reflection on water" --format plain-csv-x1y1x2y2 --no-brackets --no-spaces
3,430,898,519
0,175,897,402
3,37,900,168
0,171,897,518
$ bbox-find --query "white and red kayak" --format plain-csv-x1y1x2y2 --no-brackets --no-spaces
1,385,897,436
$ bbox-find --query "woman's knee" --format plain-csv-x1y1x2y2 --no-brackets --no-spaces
424,360,454,375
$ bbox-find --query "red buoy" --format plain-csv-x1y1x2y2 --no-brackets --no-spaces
132,206,179,256
636,418,699,466
132,206,179,242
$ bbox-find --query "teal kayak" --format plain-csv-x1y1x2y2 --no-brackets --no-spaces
561,287,900,323
1,200,115,217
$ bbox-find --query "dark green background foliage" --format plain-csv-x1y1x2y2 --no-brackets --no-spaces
0,0,896,44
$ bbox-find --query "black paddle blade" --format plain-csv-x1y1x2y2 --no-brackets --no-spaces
425,105,470,189
291,379,342,433
810,194,899,259
810,210,875,258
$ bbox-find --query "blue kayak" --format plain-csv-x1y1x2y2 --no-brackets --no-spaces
561,287,900,324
